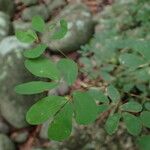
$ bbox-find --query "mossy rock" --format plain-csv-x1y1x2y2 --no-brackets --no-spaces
0,134,15,150
0,36,44,128
42,3,95,53
0,0,14,16
0,12,13,41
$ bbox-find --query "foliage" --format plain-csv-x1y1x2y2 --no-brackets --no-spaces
137,135,150,150
79,0,150,149
14,0,150,149
15,16,98,141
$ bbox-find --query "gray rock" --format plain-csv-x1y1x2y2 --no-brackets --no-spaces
13,19,31,31
0,36,44,128
0,36,30,55
11,130,29,143
42,3,95,53
48,80,69,96
46,124,135,150
0,119,10,134
21,0,38,6
0,12,13,41
22,4,49,21
32,148,46,150
0,0,14,16
0,134,15,150
47,0,66,14
39,120,50,139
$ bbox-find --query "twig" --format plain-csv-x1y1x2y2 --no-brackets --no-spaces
19,126,41,150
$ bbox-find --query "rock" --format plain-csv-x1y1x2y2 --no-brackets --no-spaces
39,120,50,139
0,119,10,134
0,36,44,128
46,124,135,150
0,36,30,55
0,12,13,41
13,19,31,31
21,0,38,6
42,3,95,53
48,80,69,96
0,134,15,150
22,4,49,21
0,0,14,16
47,0,66,14
11,130,29,143
32,148,45,150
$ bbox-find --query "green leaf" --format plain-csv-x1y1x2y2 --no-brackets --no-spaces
140,111,150,128
133,41,150,61
144,101,150,111
105,113,121,135
100,71,114,82
15,30,37,43
23,44,47,58
25,57,60,80
119,53,145,69
15,81,58,95
123,112,142,136
98,104,110,114
120,101,142,113
101,64,115,72
57,59,78,85
26,96,66,125
48,103,73,141
27,29,38,40
135,68,150,82
88,88,109,103
32,16,46,33
137,135,150,150
123,83,134,92
73,91,98,125
51,19,68,40
107,85,120,102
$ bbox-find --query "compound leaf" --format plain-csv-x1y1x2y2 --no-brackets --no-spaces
140,111,150,128
123,112,142,136
57,59,78,85
73,91,98,125
25,57,60,80
26,96,66,125
32,15,46,33
120,101,142,113
105,113,121,135
15,81,58,95
48,103,73,141
23,44,47,58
